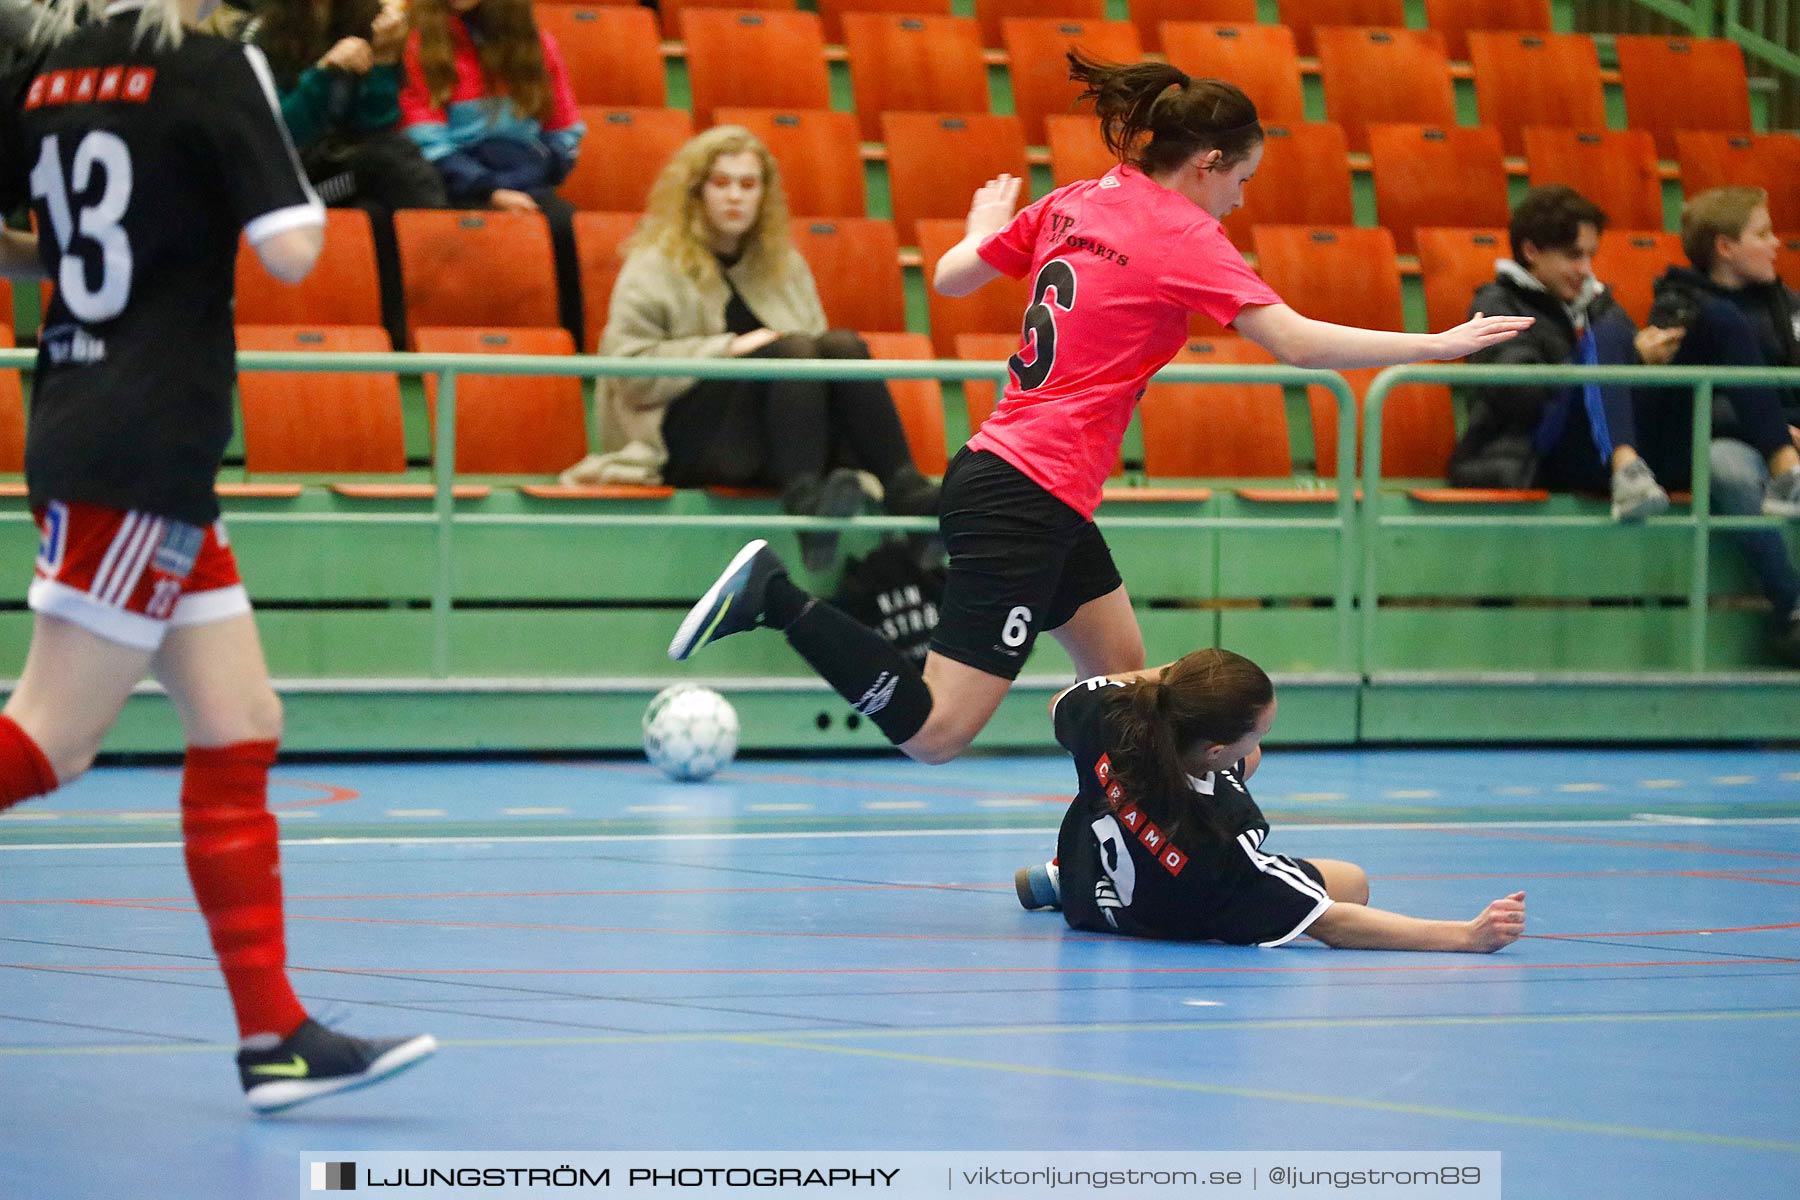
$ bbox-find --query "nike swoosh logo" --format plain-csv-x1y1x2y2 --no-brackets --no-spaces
248,1054,308,1078
697,594,732,647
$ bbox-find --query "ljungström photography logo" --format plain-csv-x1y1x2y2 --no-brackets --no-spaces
310,1162,355,1191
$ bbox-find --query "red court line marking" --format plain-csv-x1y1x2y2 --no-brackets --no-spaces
0,883,1011,906
7,958,1796,976
1531,922,1800,939
1432,829,1800,860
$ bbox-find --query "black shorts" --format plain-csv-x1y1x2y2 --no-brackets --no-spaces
928,448,1123,680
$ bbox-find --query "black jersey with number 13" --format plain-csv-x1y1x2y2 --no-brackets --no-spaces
0,4,321,527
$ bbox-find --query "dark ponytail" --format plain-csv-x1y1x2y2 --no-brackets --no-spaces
1100,649,1274,846
1067,49,1263,177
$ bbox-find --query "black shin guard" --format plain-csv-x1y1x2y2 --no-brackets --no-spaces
778,593,933,745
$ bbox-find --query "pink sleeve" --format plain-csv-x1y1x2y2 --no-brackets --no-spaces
397,31,440,127
976,191,1055,279
538,30,582,132
1162,221,1284,326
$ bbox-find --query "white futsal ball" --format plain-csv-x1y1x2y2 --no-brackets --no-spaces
643,685,739,782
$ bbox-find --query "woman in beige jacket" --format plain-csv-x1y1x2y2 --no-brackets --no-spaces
600,126,937,570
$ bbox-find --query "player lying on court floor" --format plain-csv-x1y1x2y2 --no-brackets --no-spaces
1013,649,1527,952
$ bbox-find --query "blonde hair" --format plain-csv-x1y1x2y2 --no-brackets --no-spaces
36,0,186,49
1681,186,1769,273
630,126,797,286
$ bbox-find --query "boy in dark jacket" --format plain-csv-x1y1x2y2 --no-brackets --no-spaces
1449,187,1684,521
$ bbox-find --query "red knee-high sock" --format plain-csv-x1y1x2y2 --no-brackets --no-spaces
0,714,58,811
179,740,307,1041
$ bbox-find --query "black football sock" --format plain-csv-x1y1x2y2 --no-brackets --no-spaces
763,575,933,744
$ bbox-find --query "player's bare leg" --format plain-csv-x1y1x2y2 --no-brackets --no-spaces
2,613,153,786
898,652,1013,764
1047,584,1146,679
1306,858,1371,905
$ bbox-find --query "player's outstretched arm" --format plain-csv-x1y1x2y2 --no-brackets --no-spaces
0,228,44,280
1233,303,1534,370
1305,891,1526,952
933,174,1023,298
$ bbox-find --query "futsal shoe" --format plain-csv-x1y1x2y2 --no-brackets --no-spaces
1014,861,1062,911
668,538,786,661
239,1018,437,1115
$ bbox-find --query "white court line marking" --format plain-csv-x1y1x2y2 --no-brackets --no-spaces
864,800,929,811
1631,814,1717,825
1782,772,1800,782
975,799,1044,809
1639,779,1684,789
626,805,690,814
386,808,447,817
504,807,569,816
1382,789,1439,799
277,810,319,820
0,811,59,821
1285,792,1347,802
747,803,814,813
1711,776,1755,786
8,816,1800,852
1558,783,1607,793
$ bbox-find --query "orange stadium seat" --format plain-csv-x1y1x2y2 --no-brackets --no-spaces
1593,230,1684,327
1253,225,1405,331
973,0,1103,48
1423,0,1552,60
882,113,1030,243
1675,132,1800,234
235,207,382,328
1159,23,1306,128
714,108,867,219
1367,123,1509,253
1522,128,1665,234
1044,113,1117,185
1467,32,1606,156
560,107,693,212
1221,122,1354,250
235,326,405,475
1311,369,1457,479
1139,336,1289,478
658,0,789,38
842,14,989,142
858,331,948,475
394,211,560,344
1415,227,1508,333
1614,35,1753,157
533,7,668,107
1779,235,1800,280
683,11,830,127
790,217,908,333
573,210,642,352
0,323,23,474
1315,27,1456,153
1127,0,1255,54
415,327,589,474
954,332,1020,433
1277,0,1405,55
919,220,1029,356
1001,18,1143,145
816,0,953,44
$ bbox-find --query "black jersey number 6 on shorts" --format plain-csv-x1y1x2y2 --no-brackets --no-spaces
1010,259,1077,390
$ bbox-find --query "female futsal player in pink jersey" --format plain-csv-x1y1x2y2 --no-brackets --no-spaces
669,53,1532,764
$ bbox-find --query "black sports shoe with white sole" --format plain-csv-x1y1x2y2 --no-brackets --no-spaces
667,538,787,661
238,1019,437,1114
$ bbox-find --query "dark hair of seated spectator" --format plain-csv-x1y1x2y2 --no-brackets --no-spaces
598,125,940,573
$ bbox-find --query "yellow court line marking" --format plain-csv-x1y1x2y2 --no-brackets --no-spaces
722,1033,1800,1154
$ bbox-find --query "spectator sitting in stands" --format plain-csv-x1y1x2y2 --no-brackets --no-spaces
399,0,586,341
1448,186,1682,521
595,126,940,573
207,0,447,346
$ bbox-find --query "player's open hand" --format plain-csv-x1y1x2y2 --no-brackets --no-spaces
1465,891,1526,952
1431,313,1535,360
965,174,1023,241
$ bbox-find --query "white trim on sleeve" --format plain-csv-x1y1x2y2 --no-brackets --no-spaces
236,42,324,242
244,202,325,247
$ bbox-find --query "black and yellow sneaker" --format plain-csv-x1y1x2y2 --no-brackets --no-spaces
238,1018,437,1114
667,539,787,661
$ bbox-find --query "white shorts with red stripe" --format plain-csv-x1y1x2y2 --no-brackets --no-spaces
28,500,250,651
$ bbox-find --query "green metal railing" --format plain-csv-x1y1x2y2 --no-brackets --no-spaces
1361,363,1800,674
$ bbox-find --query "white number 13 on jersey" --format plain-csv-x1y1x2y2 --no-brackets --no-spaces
30,131,134,324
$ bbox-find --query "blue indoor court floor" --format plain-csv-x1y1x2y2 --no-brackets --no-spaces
2,747,1798,1199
